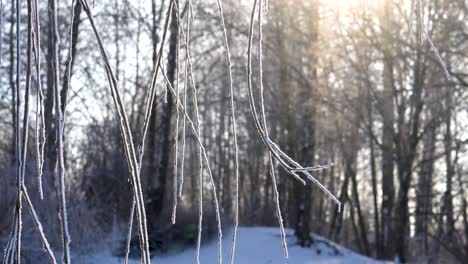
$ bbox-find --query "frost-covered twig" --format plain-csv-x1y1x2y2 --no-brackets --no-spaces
22,186,57,264
211,0,240,263
6,0,27,261
416,0,451,80
171,0,181,225
3,1,35,261
51,0,71,262
63,0,79,120
138,0,174,161
2,209,18,264
178,7,223,261
245,0,339,204
254,0,287,257
32,0,45,200
179,3,205,264
2,1,24,261
246,0,341,257
160,59,223,264
123,1,174,262
79,0,151,263
124,198,135,264
290,163,335,172
178,0,188,199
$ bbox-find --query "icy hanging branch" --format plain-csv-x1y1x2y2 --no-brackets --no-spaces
32,0,45,200
257,0,290,257
124,1,174,263
211,0,241,263
63,0,79,119
246,0,339,204
51,0,72,262
249,0,288,257
416,0,451,80
2,3,55,262
185,9,223,262
171,0,181,225
246,0,341,257
124,199,136,264
22,186,57,264
79,0,152,263
160,57,224,264
178,0,188,199
3,0,25,261
137,0,174,161
163,2,224,262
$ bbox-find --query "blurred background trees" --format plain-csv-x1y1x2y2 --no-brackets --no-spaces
0,0,467,263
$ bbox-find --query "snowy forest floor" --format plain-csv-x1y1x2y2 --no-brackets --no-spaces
73,227,385,264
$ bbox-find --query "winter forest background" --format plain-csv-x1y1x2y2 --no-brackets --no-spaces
0,0,467,263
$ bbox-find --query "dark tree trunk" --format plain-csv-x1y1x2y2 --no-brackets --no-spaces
379,0,395,255
147,2,177,225
9,0,15,164
394,10,425,259
329,170,349,242
415,119,436,256
350,159,371,256
44,0,58,199
443,92,455,236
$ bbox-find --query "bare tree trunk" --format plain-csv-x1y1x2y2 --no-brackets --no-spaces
217,87,227,214
329,162,350,242
43,0,61,201
147,1,177,224
380,0,395,258
456,165,468,261
415,118,436,256
294,116,315,247
350,158,371,256
443,92,455,236
9,0,15,164
367,90,380,256
394,9,425,260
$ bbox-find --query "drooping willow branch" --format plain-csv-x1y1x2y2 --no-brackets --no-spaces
123,1,174,263
124,1,224,262
159,47,225,264
51,0,72,262
172,3,223,261
246,0,339,202
22,186,57,264
171,0,181,225
79,0,152,263
2,1,57,263
247,0,341,258
211,0,241,263
32,0,45,200
257,0,290,257
416,0,451,81
3,0,27,261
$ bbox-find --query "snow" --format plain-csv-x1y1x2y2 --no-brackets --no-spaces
73,227,384,264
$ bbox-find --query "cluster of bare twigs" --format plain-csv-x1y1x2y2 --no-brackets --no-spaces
2,0,57,263
246,0,340,258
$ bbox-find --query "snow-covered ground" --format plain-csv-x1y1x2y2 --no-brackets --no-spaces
74,227,383,264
